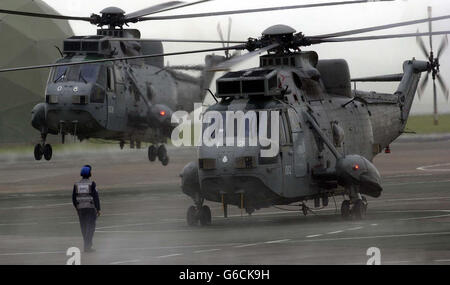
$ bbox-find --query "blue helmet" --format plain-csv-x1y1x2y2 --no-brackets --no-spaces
80,165,92,178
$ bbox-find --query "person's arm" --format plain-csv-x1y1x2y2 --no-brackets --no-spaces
72,185,77,208
91,182,101,212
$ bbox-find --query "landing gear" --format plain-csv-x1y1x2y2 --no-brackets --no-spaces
186,205,211,227
148,145,157,161
352,197,368,219
43,144,53,161
34,133,52,161
341,200,351,219
34,144,43,161
301,203,308,216
186,194,211,226
157,145,169,166
341,196,368,220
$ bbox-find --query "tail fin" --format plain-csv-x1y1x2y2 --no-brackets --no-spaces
395,59,428,129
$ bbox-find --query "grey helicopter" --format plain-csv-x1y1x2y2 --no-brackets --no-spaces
0,0,388,163
179,12,450,226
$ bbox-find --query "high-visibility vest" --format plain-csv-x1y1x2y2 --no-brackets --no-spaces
75,180,95,209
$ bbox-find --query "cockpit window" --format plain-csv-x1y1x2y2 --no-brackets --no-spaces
52,64,103,84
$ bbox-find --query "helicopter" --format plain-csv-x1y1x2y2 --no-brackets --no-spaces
0,0,389,164
179,14,450,226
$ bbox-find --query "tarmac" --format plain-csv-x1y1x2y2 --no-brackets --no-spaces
0,139,449,265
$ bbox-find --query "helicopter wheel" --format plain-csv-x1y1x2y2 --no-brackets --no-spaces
341,200,351,219
186,206,199,226
34,144,43,161
43,144,53,161
351,199,367,220
301,203,308,216
199,205,212,226
158,145,169,166
148,145,157,161
161,156,169,166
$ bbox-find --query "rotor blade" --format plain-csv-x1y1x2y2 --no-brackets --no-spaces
210,43,279,71
311,14,450,39
138,0,392,21
130,0,212,19
125,1,185,20
416,31,430,59
428,6,433,52
436,74,449,101
0,8,91,22
168,65,205,71
227,17,232,49
109,38,246,44
0,45,246,74
437,35,448,58
417,72,430,99
313,31,450,43
217,22,226,49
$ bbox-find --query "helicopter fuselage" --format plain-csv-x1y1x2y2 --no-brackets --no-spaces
181,52,427,213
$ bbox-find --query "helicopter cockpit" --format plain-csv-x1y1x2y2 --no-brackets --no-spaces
46,63,115,105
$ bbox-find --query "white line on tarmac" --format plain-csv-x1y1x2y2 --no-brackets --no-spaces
399,214,450,221
417,163,450,172
0,222,38,226
346,226,364,231
0,251,65,256
306,234,323,238
384,180,450,186
292,231,450,243
434,259,450,262
234,243,259,248
264,239,291,244
327,230,344,235
194,249,222,253
156,253,183,258
109,259,141,265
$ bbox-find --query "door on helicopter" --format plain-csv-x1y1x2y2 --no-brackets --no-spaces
106,65,127,131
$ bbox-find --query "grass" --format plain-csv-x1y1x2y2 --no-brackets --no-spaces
405,114,450,134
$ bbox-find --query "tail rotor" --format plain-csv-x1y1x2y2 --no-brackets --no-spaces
416,6,449,125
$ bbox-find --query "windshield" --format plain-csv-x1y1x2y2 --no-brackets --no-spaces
52,64,101,84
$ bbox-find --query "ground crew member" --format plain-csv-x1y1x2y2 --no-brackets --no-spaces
72,165,101,252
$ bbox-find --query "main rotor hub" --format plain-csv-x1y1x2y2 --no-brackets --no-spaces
92,7,127,29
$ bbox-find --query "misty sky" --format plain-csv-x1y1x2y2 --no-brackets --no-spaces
42,0,450,114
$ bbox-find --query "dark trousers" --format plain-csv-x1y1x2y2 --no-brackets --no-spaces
77,208,97,251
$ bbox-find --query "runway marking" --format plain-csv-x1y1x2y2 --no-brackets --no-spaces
194,249,221,253
156,253,182,258
385,180,450,187
434,259,450,263
0,222,38,226
371,224,378,226
306,234,323,238
109,259,141,265
399,214,450,221
384,173,433,178
327,230,344,235
264,239,291,244
293,231,450,243
0,250,65,256
417,163,450,172
234,243,259,248
346,226,364,231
